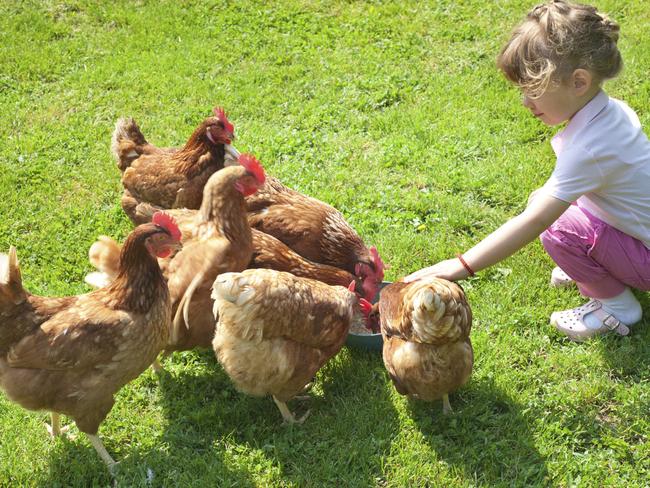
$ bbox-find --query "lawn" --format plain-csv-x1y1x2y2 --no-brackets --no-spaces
1,0,649,486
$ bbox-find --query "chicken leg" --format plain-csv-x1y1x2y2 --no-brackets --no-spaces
272,396,310,424
87,433,118,473
151,358,164,373
46,413,71,438
442,394,452,415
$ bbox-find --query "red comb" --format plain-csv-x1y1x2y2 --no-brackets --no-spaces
370,246,386,280
238,153,266,185
213,107,234,135
359,297,373,315
152,212,181,242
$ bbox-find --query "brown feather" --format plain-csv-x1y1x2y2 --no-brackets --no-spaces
87,166,256,352
379,279,473,403
0,223,172,435
211,269,357,403
249,229,357,288
245,176,373,273
116,113,232,223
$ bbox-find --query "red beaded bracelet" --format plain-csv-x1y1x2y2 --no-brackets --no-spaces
456,253,475,277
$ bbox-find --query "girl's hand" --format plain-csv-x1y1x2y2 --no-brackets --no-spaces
402,258,469,283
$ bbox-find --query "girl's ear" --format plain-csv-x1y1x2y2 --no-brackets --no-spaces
572,69,593,96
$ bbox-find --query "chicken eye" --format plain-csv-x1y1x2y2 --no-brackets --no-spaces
152,233,166,242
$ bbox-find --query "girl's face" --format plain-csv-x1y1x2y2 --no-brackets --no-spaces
521,82,582,126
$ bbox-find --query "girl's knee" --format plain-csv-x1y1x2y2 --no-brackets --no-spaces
539,223,587,258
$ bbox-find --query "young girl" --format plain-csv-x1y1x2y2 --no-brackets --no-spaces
405,0,650,341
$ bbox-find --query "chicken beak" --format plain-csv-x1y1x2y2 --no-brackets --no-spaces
224,144,241,166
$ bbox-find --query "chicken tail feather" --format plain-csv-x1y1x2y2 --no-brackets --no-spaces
210,272,256,306
210,273,256,340
0,246,26,307
112,117,148,171
134,202,164,223
88,236,121,278
171,270,206,344
84,272,113,289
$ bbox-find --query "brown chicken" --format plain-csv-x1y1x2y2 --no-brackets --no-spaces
211,269,372,423
245,176,386,301
0,213,182,471
249,229,360,288
86,154,266,355
379,279,473,414
91,204,365,296
114,106,240,224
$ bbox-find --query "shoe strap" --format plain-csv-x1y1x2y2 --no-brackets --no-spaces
591,308,630,336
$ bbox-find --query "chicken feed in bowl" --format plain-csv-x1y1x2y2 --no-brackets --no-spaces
345,281,391,351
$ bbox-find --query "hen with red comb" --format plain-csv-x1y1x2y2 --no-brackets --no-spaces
245,174,386,302
213,107,235,137
0,220,179,471
238,153,266,186
152,212,182,242
115,106,240,224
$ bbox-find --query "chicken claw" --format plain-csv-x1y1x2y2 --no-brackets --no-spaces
46,413,71,438
150,358,165,374
299,379,315,395
272,396,311,424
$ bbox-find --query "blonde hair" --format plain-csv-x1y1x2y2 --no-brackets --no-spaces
497,0,622,98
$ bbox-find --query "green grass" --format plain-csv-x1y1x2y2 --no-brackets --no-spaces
1,0,649,486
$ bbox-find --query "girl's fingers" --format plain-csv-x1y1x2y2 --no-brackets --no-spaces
403,268,433,283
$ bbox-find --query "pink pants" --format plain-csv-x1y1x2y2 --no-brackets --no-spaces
540,205,650,299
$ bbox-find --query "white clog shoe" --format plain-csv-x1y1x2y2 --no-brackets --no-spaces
550,299,630,342
550,267,574,288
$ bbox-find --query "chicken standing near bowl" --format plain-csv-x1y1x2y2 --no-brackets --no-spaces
211,269,372,423
379,279,473,414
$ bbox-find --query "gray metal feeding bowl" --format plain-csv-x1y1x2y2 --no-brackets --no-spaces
345,281,391,352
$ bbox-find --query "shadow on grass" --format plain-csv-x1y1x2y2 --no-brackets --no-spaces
596,291,650,379
95,347,397,486
406,376,550,486
40,349,257,487
36,346,557,486
36,345,396,486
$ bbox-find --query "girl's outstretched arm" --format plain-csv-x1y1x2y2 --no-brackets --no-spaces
404,194,570,282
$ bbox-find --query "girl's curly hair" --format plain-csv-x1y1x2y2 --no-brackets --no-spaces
497,0,622,98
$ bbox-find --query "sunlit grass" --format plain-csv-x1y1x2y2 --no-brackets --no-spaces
1,0,649,486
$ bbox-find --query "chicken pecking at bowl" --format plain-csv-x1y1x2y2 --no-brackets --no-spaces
345,281,391,351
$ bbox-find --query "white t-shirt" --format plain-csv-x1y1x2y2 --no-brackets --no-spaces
542,90,650,248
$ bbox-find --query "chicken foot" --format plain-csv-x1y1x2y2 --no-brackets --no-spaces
272,396,311,424
442,394,452,415
87,433,118,473
151,358,164,373
46,413,71,438
46,415,117,472
299,378,315,395
150,351,171,373
288,378,316,402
